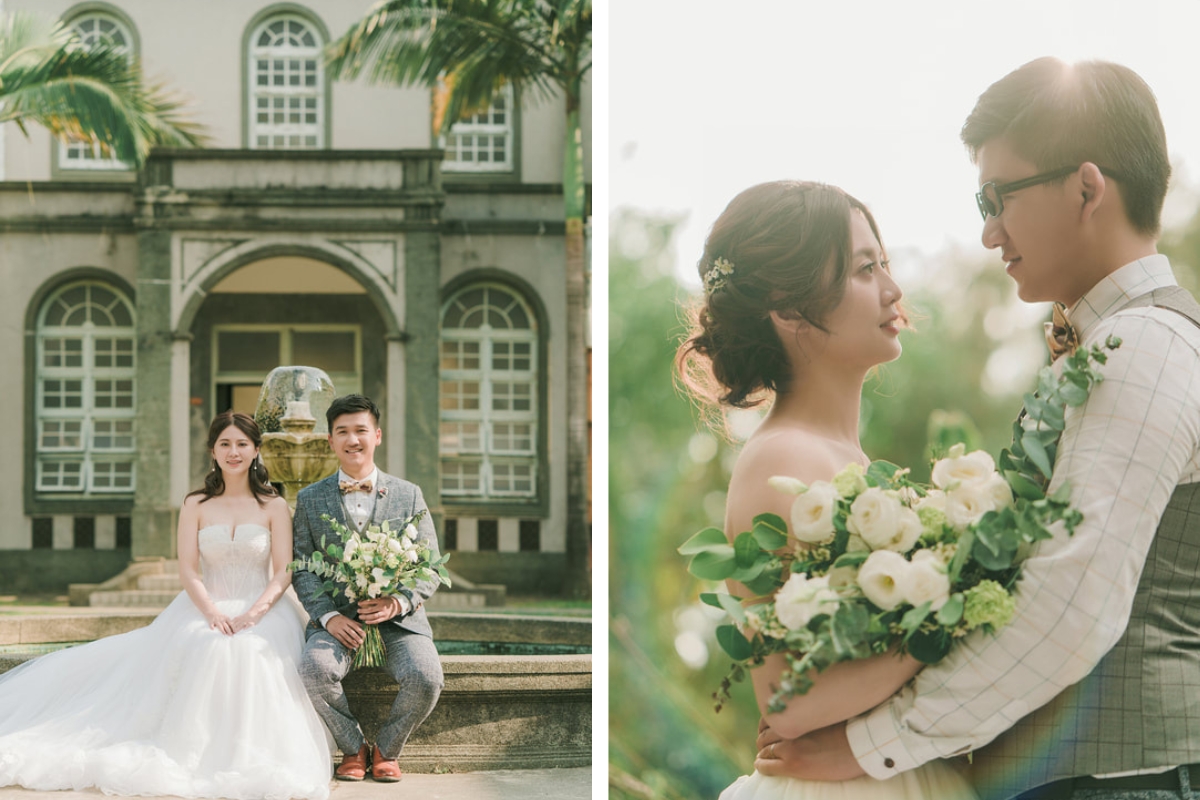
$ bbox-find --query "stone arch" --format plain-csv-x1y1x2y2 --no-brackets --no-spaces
175,240,402,337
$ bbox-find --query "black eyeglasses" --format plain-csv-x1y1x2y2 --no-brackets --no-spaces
975,165,1124,221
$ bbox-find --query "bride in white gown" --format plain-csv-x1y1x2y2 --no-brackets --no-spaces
677,181,976,800
0,411,332,800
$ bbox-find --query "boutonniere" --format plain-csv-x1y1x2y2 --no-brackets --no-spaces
377,486,389,499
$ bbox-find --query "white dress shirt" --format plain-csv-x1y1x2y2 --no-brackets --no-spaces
847,255,1200,777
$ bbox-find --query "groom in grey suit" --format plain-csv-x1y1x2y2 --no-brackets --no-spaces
292,394,443,783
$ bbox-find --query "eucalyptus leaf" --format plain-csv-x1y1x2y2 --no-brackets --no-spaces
908,628,952,664
678,527,729,555
742,569,785,597
867,460,902,485
832,552,870,570
1006,471,1045,501
1050,481,1073,504
716,624,754,661
752,514,789,551
1058,381,1089,406
900,602,932,632
734,531,760,568
687,547,737,580
1021,431,1053,478
936,593,964,626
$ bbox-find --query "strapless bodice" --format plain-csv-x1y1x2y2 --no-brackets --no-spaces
198,524,272,602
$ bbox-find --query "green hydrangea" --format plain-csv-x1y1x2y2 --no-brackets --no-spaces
917,505,948,538
832,462,868,498
963,580,1016,630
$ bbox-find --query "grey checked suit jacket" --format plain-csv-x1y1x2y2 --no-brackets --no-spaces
291,471,441,639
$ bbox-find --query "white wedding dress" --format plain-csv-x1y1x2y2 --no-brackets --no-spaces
719,760,976,799
0,524,332,800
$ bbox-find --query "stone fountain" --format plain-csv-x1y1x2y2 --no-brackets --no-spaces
255,366,339,506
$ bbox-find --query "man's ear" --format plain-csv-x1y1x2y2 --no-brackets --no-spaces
1077,162,1107,221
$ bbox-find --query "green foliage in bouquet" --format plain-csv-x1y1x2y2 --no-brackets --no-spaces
680,337,1121,713
290,510,452,668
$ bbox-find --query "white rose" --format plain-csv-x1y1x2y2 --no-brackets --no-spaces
983,472,1014,511
404,548,420,563
367,583,382,598
344,539,358,558
931,445,996,490
857,550,910,611
786,481,839,543
945,482,998,528
355,574,369,589
848,488,922,552
915,489,947,513
773,573,839,630
903,549,951,611
387,538,403,553
405,524,419,539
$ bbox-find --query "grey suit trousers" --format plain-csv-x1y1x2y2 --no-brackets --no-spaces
300,623,443,758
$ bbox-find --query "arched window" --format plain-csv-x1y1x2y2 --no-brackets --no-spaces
35,281,136,493
440,283,538,499
61,10,135,170
442,84,514,173
248,15,324,149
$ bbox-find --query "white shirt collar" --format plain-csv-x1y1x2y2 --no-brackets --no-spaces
1069,254,1176,340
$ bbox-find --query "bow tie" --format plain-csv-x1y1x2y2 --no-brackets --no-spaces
339,479,373,495
1043,302,1079,360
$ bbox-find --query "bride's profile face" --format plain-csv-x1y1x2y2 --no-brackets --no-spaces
807,210,904,366
212,424,258,476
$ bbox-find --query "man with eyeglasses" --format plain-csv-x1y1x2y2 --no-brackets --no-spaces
753,57,1200,800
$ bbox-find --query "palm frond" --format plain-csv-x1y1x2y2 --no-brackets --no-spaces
328,0,590,134
0,11,206,165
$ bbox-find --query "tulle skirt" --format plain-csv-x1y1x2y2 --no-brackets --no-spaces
0,590,332,799
719,761,977,800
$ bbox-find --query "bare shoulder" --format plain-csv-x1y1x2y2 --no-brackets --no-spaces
725,429,848,536
181,493,203,511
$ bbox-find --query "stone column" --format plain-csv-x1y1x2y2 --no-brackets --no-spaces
132,227,176,558
170,335,192,505
386,335,406,477
403,227,440,506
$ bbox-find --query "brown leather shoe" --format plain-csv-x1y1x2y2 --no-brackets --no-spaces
335,744,370,781
371,744,402,782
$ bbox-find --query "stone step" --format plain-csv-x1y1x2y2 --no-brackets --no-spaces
426,592,486,609
138,574,182,591
88,590,177,607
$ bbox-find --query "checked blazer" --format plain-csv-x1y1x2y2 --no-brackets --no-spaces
291,471,441,639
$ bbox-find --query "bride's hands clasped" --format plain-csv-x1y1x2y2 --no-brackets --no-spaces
205,610,234,636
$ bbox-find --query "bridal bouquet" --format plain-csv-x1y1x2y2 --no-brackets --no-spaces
290,510,452,668
681,336,1121,712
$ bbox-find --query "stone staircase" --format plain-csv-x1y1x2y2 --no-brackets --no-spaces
73,559,504,609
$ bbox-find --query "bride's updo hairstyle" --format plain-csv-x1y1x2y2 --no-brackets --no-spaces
677,180,887,410
188,411,279,505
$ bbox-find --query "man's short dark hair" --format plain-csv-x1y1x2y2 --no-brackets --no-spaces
962,57,1170,236
326,394,381,429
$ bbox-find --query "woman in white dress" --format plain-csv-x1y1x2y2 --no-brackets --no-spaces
0,411,332,800
677,181,976,800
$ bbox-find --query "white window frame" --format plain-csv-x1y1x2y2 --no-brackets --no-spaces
441,84,514,173
248,15,325,150
35,282,137,494
60,12,135,171
211,324,362,408
440,283,538,499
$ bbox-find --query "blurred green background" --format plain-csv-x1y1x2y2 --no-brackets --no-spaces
607,199,1200,800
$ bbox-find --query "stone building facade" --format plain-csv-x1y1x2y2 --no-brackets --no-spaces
0,0,591,595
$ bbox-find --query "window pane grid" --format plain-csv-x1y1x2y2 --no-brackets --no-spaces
444,87,513,173
62,14,133,171
250,17,323,150
36,282,136,493
440,284,537,499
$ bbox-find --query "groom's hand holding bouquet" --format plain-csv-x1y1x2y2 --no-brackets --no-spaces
682,337,1120,714
290,509,452,668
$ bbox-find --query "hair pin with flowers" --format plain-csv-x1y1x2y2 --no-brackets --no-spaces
703,257,735,294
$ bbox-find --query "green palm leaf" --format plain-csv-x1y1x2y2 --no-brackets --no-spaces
0,11,206,165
